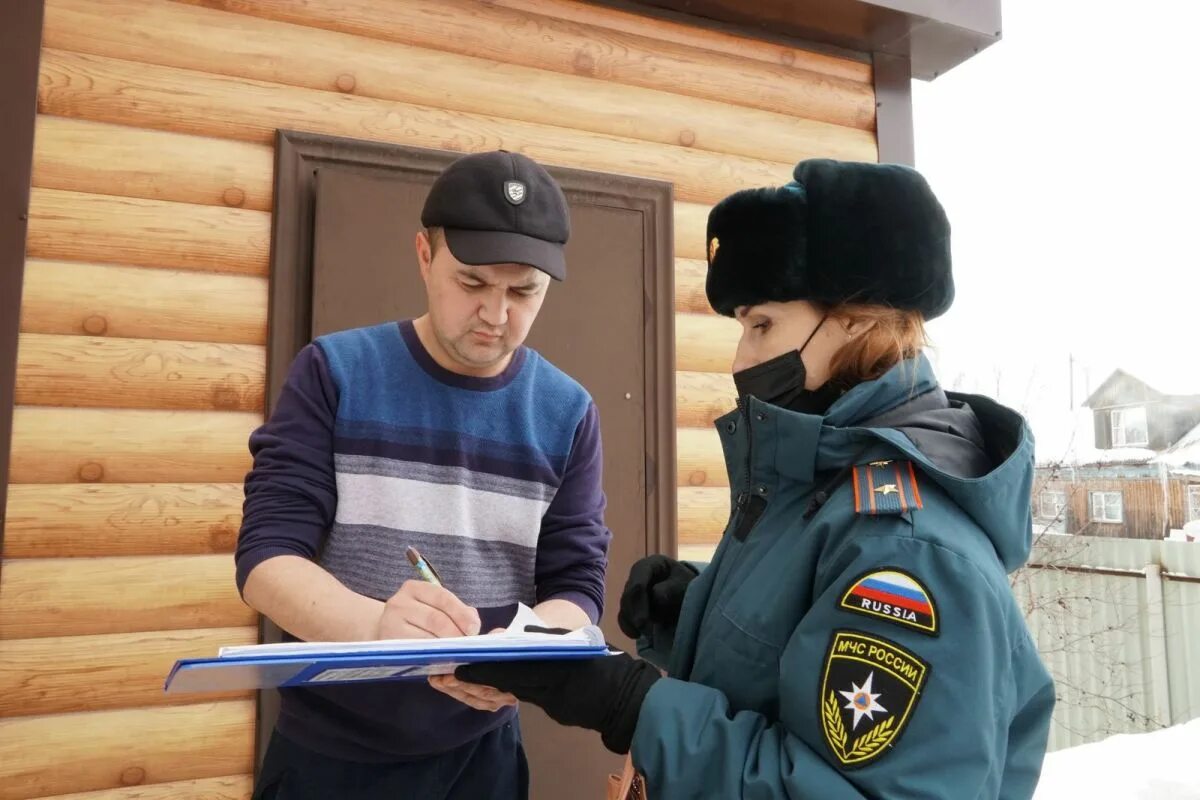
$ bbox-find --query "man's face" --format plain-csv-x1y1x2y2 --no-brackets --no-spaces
417,231,551,373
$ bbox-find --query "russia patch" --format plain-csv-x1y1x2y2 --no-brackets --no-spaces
839,568,938,636
819,630,929,769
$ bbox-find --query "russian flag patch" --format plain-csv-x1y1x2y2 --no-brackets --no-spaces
839,568,938,636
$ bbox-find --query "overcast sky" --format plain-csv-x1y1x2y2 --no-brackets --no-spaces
912,0,1199,456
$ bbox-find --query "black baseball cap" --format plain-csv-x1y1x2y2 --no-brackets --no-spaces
420,151,571,281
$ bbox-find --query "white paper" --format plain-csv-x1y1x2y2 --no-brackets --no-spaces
217,603,604,659
508,601,551,633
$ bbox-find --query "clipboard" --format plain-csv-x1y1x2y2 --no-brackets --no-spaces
165,617,608,693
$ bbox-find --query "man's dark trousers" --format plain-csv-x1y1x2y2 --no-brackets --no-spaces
252,720,529,799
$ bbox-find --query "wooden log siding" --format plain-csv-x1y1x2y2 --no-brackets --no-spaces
0,627,257,717
4,483,244,559
674,202,709,260
20,260,268,345
166,0,877,130
676,370,737,429
8,407,257,485
15,334,265,413
27,189,271,276
674,258,715,316
678,486,733,545
37,50,796,208
32,115,274,211
0,555,256,639
30,776,254,800
5,0,875,794
491,0,874,82
0,701,255,800
678,427,729,489
43,0,877,166
676,313,740,374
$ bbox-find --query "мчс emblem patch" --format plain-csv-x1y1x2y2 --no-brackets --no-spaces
819,630,929,769
839,568,938,636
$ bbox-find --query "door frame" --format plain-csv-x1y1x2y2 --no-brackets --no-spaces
0,0,45,563
264,129,677,767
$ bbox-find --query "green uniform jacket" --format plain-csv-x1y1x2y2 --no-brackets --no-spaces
632,355,1054,799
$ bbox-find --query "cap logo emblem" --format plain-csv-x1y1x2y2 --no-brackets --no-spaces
708,236,720,263
504,180,527,205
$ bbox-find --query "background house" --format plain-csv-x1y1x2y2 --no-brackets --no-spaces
1034,368,1200,540
0,1,1001,797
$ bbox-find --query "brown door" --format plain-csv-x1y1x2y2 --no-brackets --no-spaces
285,152,674,797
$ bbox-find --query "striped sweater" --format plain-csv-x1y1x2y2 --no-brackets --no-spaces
236,320,611,761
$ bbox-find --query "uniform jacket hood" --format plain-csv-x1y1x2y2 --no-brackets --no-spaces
736,352,1035,572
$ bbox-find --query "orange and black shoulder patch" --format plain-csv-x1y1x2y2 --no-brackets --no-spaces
819,630,930,770
852,460,924,516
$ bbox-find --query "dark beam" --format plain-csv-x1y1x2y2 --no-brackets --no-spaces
0,0,46,558
873,53,914,165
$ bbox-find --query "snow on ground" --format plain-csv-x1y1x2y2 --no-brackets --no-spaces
1034,718,1200,799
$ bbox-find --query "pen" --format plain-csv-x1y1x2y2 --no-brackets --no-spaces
406,546,443,587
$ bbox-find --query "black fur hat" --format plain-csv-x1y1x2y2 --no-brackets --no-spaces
704,159,953,319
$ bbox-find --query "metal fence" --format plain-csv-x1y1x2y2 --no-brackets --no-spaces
1013,534,1200,751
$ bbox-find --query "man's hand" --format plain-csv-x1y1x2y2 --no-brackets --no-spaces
375,580,481,639
429,626,518,711
429,672,518,712
532,598,591,631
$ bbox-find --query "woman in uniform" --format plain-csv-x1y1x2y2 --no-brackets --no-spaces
456,158,1055,799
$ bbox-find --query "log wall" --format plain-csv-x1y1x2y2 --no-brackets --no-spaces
3,0,876,794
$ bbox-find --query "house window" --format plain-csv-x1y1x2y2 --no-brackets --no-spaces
1090,491,1124,523
1039,490,1067,520
1188,486,1200,522
1111,406,1149,447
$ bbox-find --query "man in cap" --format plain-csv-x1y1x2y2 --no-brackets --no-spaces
236,151,611,799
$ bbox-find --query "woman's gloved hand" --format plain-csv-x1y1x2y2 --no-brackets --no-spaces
456,648,659,754
617,555,699,640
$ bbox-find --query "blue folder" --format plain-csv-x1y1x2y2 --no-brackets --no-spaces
165,641,609,694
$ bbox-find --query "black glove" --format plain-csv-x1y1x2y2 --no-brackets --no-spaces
456,649,660,754
617,555,698,640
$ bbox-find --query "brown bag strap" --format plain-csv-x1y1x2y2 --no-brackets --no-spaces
606,755,647,800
